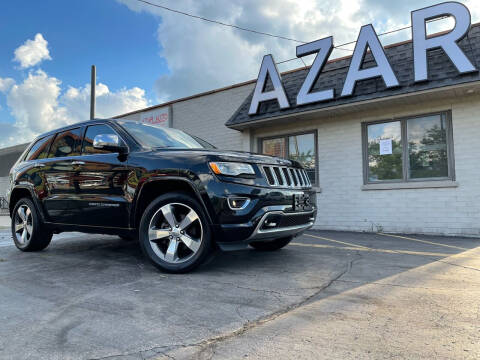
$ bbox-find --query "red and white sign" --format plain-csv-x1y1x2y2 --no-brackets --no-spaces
140,107,170,127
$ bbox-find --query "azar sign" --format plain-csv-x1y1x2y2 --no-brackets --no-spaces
248,2,477,115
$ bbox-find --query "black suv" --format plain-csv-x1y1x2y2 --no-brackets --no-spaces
7,119,316,272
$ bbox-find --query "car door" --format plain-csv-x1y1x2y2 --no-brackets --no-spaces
41,127,84,223
72,123,131,228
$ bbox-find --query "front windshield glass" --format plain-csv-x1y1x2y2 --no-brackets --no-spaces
118,121,215,149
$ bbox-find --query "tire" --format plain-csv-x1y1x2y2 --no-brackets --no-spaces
138,192,213,273
11,197,52,252
250,236,293,251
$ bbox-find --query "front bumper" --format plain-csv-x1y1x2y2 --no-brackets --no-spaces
215,205,315,250
208,181,317,251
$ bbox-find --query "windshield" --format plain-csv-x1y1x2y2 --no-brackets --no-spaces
117,121,216,149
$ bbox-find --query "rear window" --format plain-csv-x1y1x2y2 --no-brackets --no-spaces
25,135,54,161
49,128,83,158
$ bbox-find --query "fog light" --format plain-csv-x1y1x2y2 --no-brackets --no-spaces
227,197,250,210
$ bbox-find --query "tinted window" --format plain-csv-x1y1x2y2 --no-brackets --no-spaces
25,135,54,161
82,124,120,154
49,128,83,158
118,121,210,149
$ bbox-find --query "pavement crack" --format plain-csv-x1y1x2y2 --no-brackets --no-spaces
166,254,360,359
203,279,288,297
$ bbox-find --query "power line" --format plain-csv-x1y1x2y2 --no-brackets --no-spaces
277,19,448,66
135,0,306,43
134,0,451,65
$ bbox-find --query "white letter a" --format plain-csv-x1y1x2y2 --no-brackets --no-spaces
249,54,290,115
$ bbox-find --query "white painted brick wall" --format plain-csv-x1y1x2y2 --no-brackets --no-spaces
252,95,480,237
172,84,254,151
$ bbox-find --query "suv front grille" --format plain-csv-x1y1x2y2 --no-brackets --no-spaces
261,165,311,188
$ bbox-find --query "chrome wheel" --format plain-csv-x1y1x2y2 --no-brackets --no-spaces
14,205,33,246
148,203,203,264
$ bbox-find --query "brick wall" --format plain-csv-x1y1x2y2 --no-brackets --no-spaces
171,84,255,151
252,94,480,237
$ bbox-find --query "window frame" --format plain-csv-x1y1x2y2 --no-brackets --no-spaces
361,110,455,185
258,130,319,186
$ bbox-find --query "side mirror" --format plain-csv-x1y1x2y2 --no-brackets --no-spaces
93,134,128,154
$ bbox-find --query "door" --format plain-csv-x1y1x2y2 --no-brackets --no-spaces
42,127,84,223
73,124,131,228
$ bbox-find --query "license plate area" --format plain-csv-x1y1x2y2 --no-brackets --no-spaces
293,193,312,212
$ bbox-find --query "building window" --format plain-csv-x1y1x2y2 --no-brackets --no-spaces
363,111,454,183
260,131,317,185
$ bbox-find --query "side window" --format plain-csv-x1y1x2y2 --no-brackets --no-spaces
49,128,83,158
82,124,121,154
24,135,54,161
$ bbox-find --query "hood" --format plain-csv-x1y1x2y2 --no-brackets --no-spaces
147,148,301,167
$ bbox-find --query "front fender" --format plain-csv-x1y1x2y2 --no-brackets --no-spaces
130,175,216,228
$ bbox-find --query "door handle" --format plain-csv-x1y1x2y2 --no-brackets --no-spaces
72,161,85,166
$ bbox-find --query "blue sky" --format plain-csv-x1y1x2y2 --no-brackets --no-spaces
0,0,166,124
0,0,478,148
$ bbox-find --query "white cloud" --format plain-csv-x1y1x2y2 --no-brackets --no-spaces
61,82,149,121
7,70,67,137
0,32,150,148
117,0,366,101
0,78,15,93
0,70,149,148
117,0,479,101
13,33,52,68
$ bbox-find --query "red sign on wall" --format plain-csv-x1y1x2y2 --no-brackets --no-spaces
140,107,170,127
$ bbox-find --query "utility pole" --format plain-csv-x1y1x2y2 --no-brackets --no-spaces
90,65,96,120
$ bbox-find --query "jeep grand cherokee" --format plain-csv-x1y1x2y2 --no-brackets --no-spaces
7,119,317,272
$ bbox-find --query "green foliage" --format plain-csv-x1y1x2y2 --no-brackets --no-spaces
368,139,403,181
368,124,448,181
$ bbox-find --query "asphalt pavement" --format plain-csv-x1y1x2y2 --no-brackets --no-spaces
0,226,479,360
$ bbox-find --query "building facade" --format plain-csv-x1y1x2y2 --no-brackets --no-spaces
1,4,479,237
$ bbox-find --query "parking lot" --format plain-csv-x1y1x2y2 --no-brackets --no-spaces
0,227,479,360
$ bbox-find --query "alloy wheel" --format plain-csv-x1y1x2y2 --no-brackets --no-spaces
14,204,33,246
148,202,203,264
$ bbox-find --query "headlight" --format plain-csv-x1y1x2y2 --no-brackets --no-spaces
209,162,255,176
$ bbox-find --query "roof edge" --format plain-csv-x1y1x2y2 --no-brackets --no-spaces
227,80,480,130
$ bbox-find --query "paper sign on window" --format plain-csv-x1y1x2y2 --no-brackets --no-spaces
379,139,393,155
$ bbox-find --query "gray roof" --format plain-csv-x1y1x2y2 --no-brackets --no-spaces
227,23,480,129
